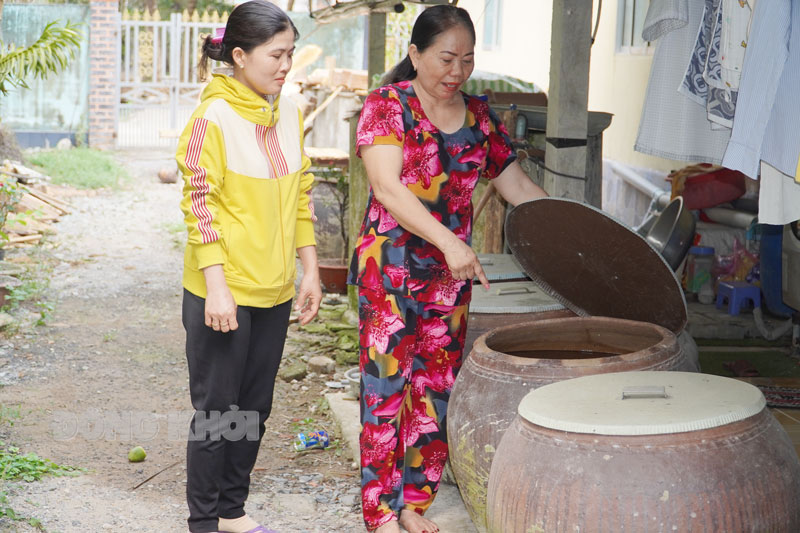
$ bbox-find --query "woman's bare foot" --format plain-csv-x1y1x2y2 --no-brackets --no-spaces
399,510,439,533
373,518,402,533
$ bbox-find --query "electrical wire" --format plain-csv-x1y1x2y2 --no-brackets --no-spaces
522,151,587,181
591,0,602,46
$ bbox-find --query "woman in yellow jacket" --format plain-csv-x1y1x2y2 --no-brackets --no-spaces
176,2,320,532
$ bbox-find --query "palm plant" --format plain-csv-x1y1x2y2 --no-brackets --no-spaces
0,21,82,95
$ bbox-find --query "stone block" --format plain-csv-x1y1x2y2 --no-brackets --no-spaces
279,361,307,382
307,355,335,374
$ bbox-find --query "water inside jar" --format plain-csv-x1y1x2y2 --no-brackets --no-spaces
506,349,620,360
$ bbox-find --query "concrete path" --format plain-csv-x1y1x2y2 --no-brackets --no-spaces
326,393,478,533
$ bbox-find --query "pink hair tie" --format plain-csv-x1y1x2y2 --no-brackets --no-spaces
210,27,225,45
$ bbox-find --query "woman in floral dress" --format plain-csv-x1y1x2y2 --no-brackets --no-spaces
348,6,548,533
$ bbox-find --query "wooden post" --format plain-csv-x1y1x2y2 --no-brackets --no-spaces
367,11,386,83
346,10,385,308
482,192,506,253
347,114,369,310
543,0,592,200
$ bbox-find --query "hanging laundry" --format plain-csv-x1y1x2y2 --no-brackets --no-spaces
718,0,756,91
635,0,732,164
679,0,744,130
758,162,800,225
678,0,722,106
796,152,800,184
722,0,799,180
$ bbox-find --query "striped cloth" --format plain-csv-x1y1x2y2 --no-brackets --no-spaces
722,0,800,180
369,69,543,95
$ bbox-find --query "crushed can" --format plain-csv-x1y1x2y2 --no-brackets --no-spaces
293,430,330,451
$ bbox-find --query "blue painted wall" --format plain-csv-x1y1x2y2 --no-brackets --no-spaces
1,4,90,148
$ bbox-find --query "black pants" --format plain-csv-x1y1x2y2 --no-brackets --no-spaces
183,289,291,533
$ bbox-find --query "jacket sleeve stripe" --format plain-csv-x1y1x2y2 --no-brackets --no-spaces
186,118,218,244
255,124,275,179
267,125,290,176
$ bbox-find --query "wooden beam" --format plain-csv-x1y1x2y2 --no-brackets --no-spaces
544,0,592,201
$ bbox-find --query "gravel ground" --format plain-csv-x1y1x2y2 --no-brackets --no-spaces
0,148,364,532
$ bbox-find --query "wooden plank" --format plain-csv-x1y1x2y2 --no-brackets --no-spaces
6,234,42,245
304,85,345,130
16,194,62,221
482,192,506,254
5,217,52,235
305,146,350,169
22,186,72,215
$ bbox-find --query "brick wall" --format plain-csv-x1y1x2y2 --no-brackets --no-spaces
89,0,119,149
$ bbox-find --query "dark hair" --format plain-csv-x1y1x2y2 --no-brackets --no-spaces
198,0,299,80
382,5,476,86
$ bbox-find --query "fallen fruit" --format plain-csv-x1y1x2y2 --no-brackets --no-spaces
128,446,146,462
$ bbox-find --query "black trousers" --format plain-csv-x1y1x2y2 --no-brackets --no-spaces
182,289,291,533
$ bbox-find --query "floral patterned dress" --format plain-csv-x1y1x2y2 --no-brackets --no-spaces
349,80,515,530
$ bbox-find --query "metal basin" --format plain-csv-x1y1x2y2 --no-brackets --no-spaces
644,197,696,271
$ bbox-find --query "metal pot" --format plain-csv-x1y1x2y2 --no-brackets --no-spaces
343,366,359,400
644,196,696,271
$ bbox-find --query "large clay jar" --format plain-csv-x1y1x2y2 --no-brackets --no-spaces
448,316,689,532
487,372,800,532
464,280,573,357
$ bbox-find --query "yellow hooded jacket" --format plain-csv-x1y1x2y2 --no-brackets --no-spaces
177,74,316,308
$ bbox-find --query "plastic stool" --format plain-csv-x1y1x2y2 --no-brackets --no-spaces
715,281,761,316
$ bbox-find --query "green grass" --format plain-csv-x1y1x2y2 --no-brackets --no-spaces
161,221,187,251
290,417,317,434
0,405,22,427
26,148,129,189
0,490,44,530
0,440,80,530
1,262,53,326
699,350,800,378
0,442,80,483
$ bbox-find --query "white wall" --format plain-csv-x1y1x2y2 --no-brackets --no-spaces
458,0,553,91
458,0,683,174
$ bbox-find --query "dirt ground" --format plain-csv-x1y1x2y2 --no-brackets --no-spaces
0,149,363,532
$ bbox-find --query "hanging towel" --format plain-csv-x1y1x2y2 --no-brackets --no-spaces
678,0,737,130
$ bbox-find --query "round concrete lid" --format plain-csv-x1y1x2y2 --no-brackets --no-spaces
469,280,564,314
476,253,528,282
518,371,766,435
505,198,688,333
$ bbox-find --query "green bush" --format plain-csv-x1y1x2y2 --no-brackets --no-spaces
26,148,129,189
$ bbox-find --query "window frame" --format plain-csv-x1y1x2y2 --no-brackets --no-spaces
616,0,653,54
482,0,503,51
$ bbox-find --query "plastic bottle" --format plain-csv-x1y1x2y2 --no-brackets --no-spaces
687,246,715,304
293,430,330,452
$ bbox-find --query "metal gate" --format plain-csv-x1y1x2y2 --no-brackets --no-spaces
117,11,226,148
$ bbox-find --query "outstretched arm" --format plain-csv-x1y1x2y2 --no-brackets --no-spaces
361,143,490,289
492,160,548,206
